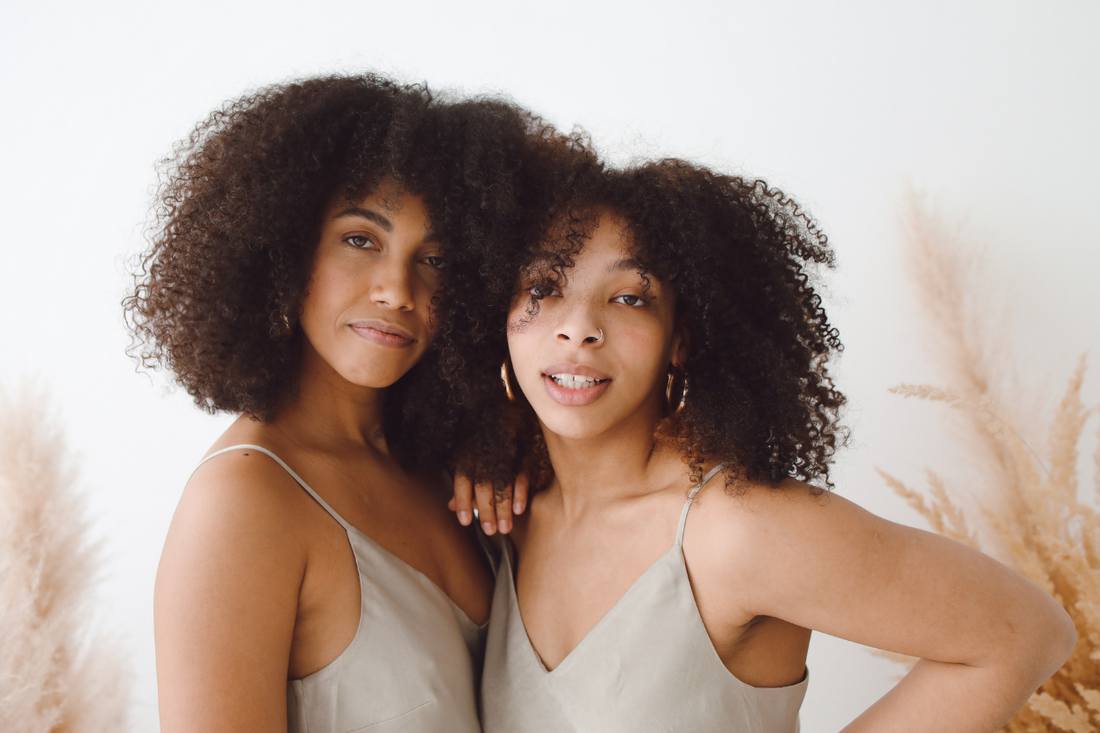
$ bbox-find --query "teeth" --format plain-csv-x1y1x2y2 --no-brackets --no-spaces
550,373,603,390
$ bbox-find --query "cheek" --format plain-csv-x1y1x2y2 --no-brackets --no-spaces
420,282,442,336
300,268,347,326
417,268,442,299
410,268,444,324
617,324,674,381
505,308,547,373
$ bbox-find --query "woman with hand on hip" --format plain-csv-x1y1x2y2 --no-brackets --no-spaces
126,74,590,733
454,160,1074,732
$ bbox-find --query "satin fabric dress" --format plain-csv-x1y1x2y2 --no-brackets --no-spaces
197,445,486,733
480,465,808,733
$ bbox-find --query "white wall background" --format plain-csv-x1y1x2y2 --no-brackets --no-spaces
1,2,1097,731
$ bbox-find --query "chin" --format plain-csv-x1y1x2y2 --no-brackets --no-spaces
341,364,414,389
537,412,615,442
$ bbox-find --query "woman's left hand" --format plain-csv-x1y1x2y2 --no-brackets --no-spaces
449,471,528,535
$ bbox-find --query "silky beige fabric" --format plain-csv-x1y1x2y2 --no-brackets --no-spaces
198,446,484,733
481,465,808,733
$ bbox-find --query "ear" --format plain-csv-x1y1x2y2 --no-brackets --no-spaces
669,318,691,369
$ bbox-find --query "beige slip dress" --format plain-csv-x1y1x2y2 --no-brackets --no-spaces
197,445,486,733
480,464,808,733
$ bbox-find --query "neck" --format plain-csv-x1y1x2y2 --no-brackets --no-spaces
540,396,683,517
269,342,389,454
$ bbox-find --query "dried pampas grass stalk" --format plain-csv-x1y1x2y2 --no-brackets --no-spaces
0,383,129,733
877,191,1099,732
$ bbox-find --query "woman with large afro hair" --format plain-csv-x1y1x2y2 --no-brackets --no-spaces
124,73,593,733
450,160,1075,732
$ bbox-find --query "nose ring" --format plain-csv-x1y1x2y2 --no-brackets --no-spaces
588,328,604,344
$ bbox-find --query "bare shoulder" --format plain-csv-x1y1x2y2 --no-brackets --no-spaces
691,471,917,564
156,446,323,631
683,472,898,609
685,470,1074,672
155,440,321,730
686,472,849,553
174,445,320,551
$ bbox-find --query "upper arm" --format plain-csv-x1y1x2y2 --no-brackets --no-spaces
155,454,309,733
706,484,1072,678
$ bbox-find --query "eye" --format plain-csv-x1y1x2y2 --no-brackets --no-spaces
529,284,560,300
612,294,646,307
344,234,377,250
422,255,446,270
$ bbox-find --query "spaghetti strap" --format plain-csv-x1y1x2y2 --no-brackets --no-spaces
674,463,726,547
195,444,353,532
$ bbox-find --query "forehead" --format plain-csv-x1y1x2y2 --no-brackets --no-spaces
533,210,638,268
583,211,633,259
364,177,411,214
325,176,417,217
568,211,658,285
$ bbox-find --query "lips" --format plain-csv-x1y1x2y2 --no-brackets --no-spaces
540,362,611,407
349,319,417,348
549,373,606,390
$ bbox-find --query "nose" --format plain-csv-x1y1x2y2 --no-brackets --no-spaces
369,258,416,311
555,307,604,346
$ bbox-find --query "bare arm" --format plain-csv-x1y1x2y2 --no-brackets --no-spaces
154,454,308,733
699,484,1074,732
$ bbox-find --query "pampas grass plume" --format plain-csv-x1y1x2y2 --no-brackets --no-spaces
877,192,1099,731
0,383,129,732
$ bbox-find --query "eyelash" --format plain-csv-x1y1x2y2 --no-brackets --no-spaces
344,236,445,270
344,234,376,250
528,284,560,300
528,286,648,310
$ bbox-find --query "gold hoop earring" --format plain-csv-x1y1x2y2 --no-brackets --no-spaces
665,366,688,414
501,359,518,402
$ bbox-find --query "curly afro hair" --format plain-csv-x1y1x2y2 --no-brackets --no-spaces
124,73,596,471
454,158,847,492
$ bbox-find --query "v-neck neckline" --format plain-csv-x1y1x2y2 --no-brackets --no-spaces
501,463,728,674
346,523,489,630
503,535,682,674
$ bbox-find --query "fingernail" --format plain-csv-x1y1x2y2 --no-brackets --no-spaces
482,521,496,535
498,519,512,534
513,501,525,514
458,511,471,525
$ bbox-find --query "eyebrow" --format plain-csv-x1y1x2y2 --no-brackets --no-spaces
606,256,649,276
333,206,393,232
332,206,441,243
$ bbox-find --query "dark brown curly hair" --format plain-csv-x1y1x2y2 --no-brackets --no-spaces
454,158,847,492
124,73,595,471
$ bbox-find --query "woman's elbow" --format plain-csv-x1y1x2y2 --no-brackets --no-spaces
1020,593,1076,684
1045,603,1077,673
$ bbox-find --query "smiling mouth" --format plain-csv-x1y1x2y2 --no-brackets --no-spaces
548,373,609,390
349,320,416,347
